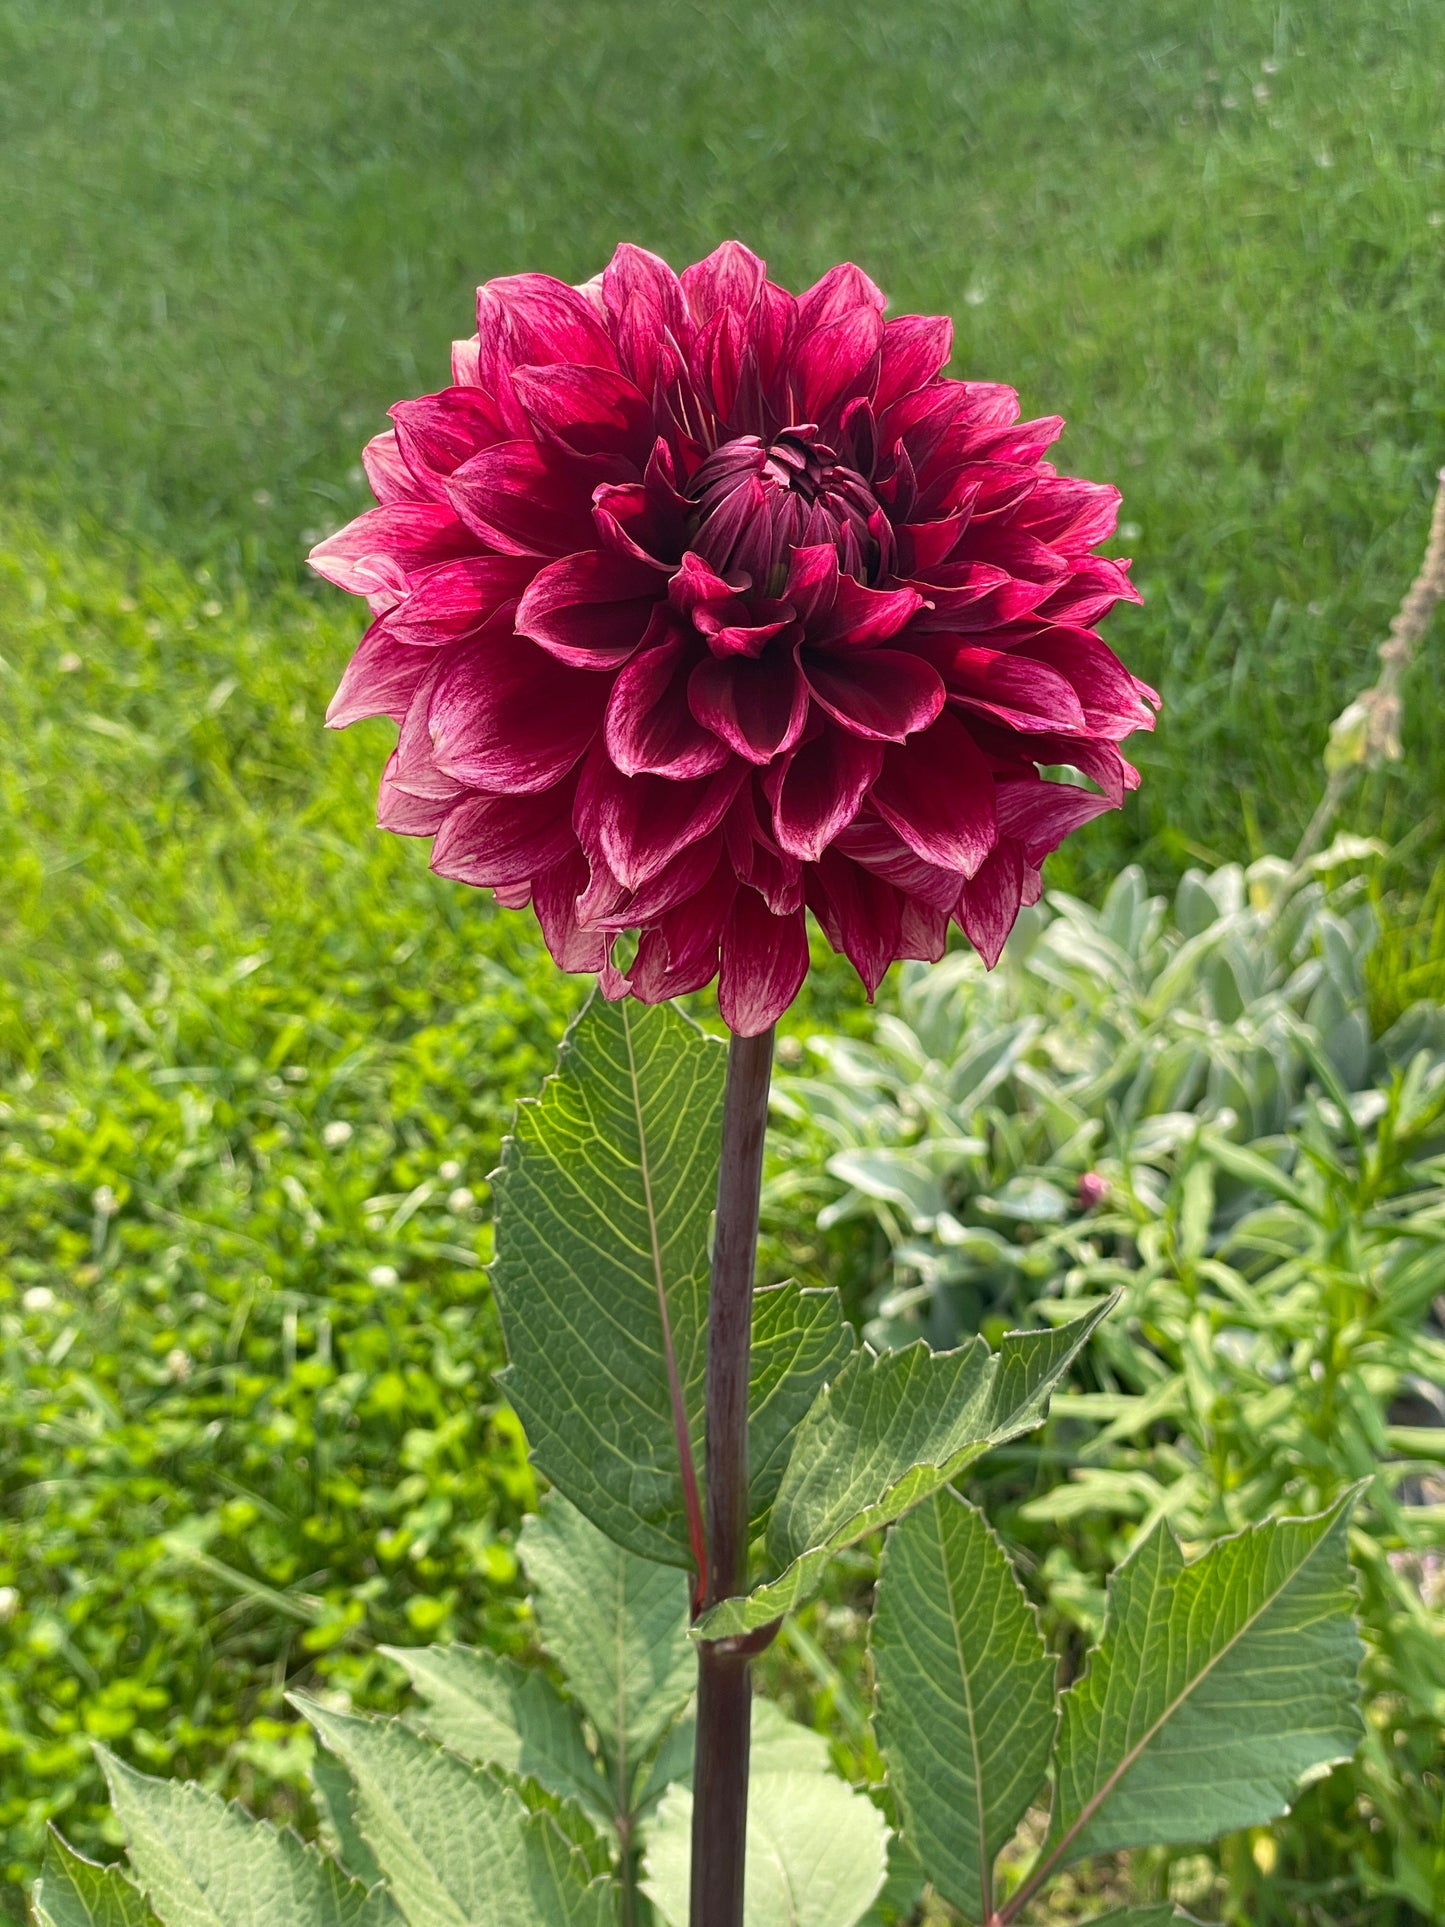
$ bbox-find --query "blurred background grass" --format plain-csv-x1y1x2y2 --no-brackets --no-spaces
1,0,1443,1917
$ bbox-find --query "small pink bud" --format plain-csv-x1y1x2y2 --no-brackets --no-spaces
1076,1171,1109,1211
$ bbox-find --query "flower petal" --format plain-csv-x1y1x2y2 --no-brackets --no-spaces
390,387,508,497
606,630,731,778
386,555,539,646
575,751,744,891
307,504,473,610
681,241,768,324
362,430,419,505
924,641,1087,733
765,725,884,862
870,710,997,875
808,575,926,649
512,363,653,461
806,851,903,997
377,752,458,836
630,857,737,1004
994,773,1113,861
1016,628,1159,736
451,336,482,386
802,648,944,742
718,890,810,1035
477,272,621,391
516,551,664,668
429,633,605,793
327,622,433,728
533,848,611,975
955,838,1025,967
688,647,810,764
431,787,577,887
875,314,953,412
795,261,888,331
789,306,884,422
446,441,610,557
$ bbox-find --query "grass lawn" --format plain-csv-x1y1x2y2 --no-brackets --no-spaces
0,0,1443,1912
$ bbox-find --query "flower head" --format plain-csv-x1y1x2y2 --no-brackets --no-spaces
313,242,1156,1033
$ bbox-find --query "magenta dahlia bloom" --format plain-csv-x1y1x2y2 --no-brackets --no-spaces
312,243,1156,1034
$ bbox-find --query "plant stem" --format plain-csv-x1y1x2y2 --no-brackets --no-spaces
690,1025,774,1927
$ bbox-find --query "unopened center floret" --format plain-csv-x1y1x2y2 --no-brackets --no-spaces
688,429,893,592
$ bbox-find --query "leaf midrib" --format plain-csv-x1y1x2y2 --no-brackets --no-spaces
1005,1512,1342,1920
938,1507,993,1922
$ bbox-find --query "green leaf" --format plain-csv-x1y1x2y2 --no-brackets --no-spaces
855,1838,925,1927
492,993,724,1568
520,1495,696,1769
1082,1910,1203,1925
640,1734,889,1927
297,1700,614,1927
748,1283,855,1531
310,1747,386,1890
492,996,852,1570
33,1833,162,1927
697,1302,1112,1638
871,1491,1056,1922
96,1749,394,1927
381,1643,612,1829
1044,1494,1363,1867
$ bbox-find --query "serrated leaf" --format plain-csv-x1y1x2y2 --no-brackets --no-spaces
872,1491,1056,1921
33,1833,162,1927
1044,1494,1363,1868
747,1283,855,1531
381,1643,611,1829
640,1762,888,1927
297,1700,613,1927
492,994,725,1568
493,997,856,1572
697,1302,1112,1638
97,1749,394,1927
311,1746,386,1890
520,1495,696,1770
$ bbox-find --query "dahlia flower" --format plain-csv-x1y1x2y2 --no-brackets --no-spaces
312,242,1156,1034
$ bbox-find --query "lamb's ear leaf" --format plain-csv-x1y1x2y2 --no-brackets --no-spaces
519,1495,696,1766
33,1832,162,1927
380,1642,611,1830
871,1490,1056,1923
1044,1492,1364,1867
696,1300,1113,1639
295,1699,615,1927
310,1745,385,1890
490,993,724,1570
95,1746,397,1927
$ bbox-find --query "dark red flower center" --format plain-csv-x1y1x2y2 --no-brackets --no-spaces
688,429,893,593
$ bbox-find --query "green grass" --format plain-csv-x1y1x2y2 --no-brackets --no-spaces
1,0,1443,1914
2,0,1443,866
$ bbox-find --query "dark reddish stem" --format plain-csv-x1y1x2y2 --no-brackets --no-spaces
689,1026,774,1927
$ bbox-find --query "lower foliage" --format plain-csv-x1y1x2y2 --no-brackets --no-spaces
768,852,1445,1922
35,995,1370,1927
